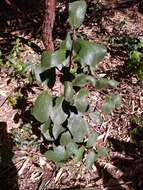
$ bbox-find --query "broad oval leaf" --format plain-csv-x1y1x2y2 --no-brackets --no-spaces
85,150,97,168
64,81,75,102
34,65,56,88
66,142,78,156
44,145,67,162
31,91,53,123
41,50,66,71
75,39,107,68
69,0,87,28
41,120,53,141
60,131,73,145
68,114,89,143
34,65,43,83
95,79,118,89
108,80,119,88
74,88,89,113
41,51,50,70
50,96,68,125
60,32,72,50
72,73,96,86
74,146,85,162
40,68,56,88
86,132,99,148
54,145,69,161
52,123,65,140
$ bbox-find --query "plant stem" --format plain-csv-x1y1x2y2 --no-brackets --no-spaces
69,29,76,70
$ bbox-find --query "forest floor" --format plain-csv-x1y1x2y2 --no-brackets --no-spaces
0,1,143,190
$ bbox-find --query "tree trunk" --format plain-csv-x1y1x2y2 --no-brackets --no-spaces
42,0,56,52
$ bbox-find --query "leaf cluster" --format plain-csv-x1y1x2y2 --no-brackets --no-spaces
5,38,26,76
0,37,36,79
109,36,143,80
32,1,120,168
128,47,143,80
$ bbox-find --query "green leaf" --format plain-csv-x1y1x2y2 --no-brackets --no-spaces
41,120,53,141
44,146,67,162
66,142,78,156
74,146,85,162
74,88,88,113
34,65,56,88
95,79,118,90
50,96,67,125
40,68,56,88
60,131,73,145
62,56,70,67
68,114,89,143
85,150,97,168
108,80,119,88
34,65,43,83
72,74,96,86
75,39,107,68
69,0,87,28
64,81,75,102
89,112,102,126
32,91,53,123
130,50,142,62
86,132,99,148
44,150,57,162
95,79,109,89
138,39,143,48
98,148,108,157
103,94,121,113
52,123,65,140
41,50,66,71
60,32,72,50
41,51,50,70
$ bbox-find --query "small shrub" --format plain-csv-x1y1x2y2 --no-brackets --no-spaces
1,37,35,79
108,36,143,80
129,114,143,144
11,124,39,148
128,49,143,80
5,37,26,76
32,0,120,168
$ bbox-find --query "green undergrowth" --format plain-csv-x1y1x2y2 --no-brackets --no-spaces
0,37,39,80
109,36,143,80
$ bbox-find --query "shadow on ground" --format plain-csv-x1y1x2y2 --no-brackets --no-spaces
0,122,19,190
0,0,142,56
0,0,69,57
89,136,143,190
0,0,44,56
85,0,142,36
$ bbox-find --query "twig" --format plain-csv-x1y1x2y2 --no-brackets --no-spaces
69,29,76,69
18,157,30,176
0,90,13,108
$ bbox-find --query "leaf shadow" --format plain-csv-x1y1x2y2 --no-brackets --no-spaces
95,162,124,190
84,0,141,37
0,122,19,190
107,136,143,190
0,0,44,56
0,0,70,58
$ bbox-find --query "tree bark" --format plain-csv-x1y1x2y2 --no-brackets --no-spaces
42,0,56,52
